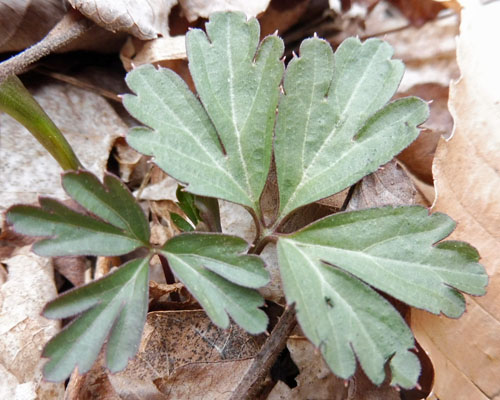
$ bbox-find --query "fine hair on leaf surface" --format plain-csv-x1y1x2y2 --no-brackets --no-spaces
5,11,487,388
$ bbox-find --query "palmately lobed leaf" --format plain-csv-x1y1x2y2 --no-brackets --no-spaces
277,205,488,387
160,233,269,334
42,257,150,382
62,171,150,244
6,171,150,257
274,37,429,218
124,12,284,213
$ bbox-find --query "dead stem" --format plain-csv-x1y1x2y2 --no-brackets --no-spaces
0,9,93,84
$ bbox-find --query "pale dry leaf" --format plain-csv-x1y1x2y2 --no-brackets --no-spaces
136,174,178,201
0,247,64,399
113,137,143,182
68,0,176,39
346,160,418,211
0,0,66,52
219,200,256,243
179,0,271,22
0,79,127,223
120,35,187,71
411,2,500,399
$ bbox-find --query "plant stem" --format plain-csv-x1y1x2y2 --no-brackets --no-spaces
0,75,82,170
194,196,222,232
229,305,296,400
158,254,180,302
0,9,93,84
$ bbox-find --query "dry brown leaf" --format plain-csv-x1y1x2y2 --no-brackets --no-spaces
268,338,401,400
52,256,88,287
68,0,177,39
0,247,64,399
411,2,500,399
397,83,452,184
346,160,418,211
179,0,271,22
67,311,264,399
0,78,127,223
0,0,66,52
258,0,310,37
388,0,446,26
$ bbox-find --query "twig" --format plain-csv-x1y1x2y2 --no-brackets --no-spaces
0,9,93,84
35,68,122,103
229,305,296,400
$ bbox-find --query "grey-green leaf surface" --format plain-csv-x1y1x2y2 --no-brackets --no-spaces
277,206,487,385
277,242,417,387
274,37,429,218
160,233,269,333
124,12,284,213
62,171,150,244
7,197,146,257
42,257,150,382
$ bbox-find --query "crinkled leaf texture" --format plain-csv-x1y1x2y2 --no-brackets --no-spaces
274,37,429,218
160,233,269,334
43,257,150,382
124,12,284,213
277,206,488,387
7,171,150,256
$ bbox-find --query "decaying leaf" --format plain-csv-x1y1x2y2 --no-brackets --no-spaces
0,247,64,399
68,0,177,40
65,311,264,399
345,160,418,211
397,83,452,184
0,0,66,52
412,2,500,399
179,0,271,22
268,338,401,400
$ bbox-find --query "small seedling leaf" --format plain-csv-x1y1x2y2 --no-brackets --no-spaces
42,257,150,381
160,233,269,333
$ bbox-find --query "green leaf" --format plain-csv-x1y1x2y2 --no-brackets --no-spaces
0,75,82,171
42,257,150,382
124,12,284,212
160,233,269,333
274,37,429,218
277,205,487,386
62,171,150,243
176,186,200,226
7,172,150,257
171,212,195,232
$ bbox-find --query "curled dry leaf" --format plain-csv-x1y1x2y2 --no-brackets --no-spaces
397,83,453,184
0,79,127,222
68,0,176,39
411,2,500,399
0,247,63,399
179,0,271,22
